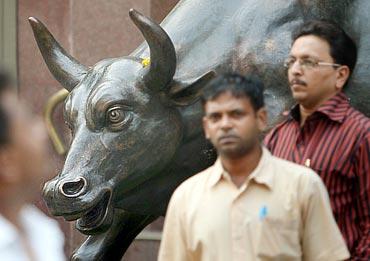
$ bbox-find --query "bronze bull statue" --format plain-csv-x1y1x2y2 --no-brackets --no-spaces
29,0,369,260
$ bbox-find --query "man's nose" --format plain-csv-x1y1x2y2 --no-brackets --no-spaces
290,60,303,76
220,115,233,129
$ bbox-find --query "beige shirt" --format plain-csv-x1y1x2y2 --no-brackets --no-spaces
158,147,349,261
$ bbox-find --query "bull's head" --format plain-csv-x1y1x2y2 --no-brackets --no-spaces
30,10,213,235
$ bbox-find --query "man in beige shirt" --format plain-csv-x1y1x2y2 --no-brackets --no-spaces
158,73,349,261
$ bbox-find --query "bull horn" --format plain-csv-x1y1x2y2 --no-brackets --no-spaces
28,17,87,91
129,9,176,92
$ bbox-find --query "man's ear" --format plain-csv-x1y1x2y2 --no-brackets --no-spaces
168,71,216,106
335,65,350,90
256,107,268,132
202,116,210,140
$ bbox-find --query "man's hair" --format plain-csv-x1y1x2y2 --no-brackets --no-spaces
0,68,13,145
201,73,264,111
292,20,358,76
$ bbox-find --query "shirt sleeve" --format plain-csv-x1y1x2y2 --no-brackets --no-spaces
352,132,370,260
301,172,350,261
158,188,189,261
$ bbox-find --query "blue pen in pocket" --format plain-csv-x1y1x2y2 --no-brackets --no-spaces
259,205,268,220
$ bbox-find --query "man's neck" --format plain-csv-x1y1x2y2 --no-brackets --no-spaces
299,105,317,127
220,145,263,188
299,91,339,126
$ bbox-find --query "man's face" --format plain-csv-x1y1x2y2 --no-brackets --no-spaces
0,90,50,199
287,35,348,108
203,91,266,159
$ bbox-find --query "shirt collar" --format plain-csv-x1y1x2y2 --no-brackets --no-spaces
208,147,274,190
289,92,350,123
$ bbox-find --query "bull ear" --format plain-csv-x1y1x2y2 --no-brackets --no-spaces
168,71,216,106
28,17,88,91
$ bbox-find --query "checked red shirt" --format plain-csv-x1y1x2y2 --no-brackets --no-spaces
264,92,370,260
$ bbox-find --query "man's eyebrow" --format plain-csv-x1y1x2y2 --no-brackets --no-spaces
230,108,244,112
205,111,220,116
289,54,318,59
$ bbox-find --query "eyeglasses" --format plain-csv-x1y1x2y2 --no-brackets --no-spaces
283,57,342,70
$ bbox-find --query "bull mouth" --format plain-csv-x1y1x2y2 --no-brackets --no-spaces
75,190,113,235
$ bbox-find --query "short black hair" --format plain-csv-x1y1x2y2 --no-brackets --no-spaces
0,68,13,145
201,73,264,111
292,20,357,76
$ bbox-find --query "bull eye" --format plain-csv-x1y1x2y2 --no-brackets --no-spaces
106,105,132,131
108,108,124,123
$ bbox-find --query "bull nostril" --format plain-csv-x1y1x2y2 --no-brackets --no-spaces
59,177,87,198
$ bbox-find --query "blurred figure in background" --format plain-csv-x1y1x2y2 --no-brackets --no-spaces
0,68,65,261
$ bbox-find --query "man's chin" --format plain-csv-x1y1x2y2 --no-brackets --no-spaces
219,146,249,159
292,92,308,103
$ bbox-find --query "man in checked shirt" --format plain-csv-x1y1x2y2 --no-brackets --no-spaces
265,20,370,260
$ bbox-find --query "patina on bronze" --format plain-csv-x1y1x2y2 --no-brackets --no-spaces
29,0,369,260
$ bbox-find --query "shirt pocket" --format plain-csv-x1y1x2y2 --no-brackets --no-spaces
252,217,301,261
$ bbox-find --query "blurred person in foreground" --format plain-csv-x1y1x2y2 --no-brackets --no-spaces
158,73,349,261
0,68,65,261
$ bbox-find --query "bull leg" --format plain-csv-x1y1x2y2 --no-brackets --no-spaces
71,209,158,261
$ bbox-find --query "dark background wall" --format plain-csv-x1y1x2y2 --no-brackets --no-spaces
17,0,179,259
